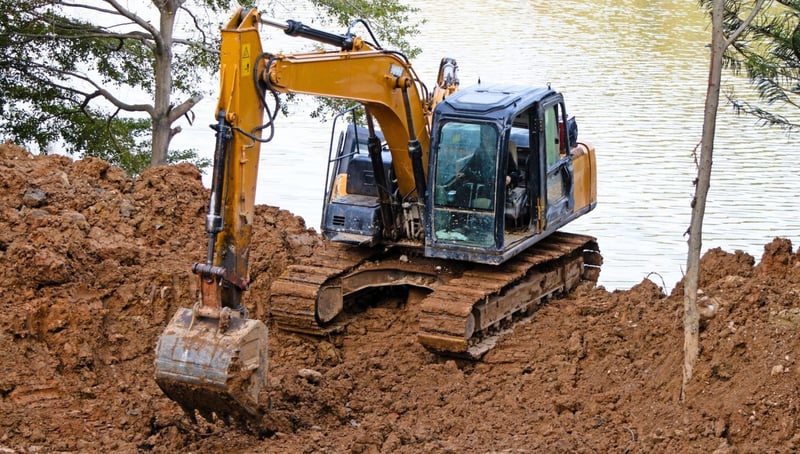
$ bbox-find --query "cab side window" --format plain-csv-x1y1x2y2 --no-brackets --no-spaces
544,105,560,168
543,102,570,208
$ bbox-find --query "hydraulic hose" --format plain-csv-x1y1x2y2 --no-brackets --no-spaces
205,110,231,265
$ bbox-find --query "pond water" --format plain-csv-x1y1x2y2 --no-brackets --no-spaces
172,0,800,291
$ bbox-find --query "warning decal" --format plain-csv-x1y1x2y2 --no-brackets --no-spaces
241,43,251,77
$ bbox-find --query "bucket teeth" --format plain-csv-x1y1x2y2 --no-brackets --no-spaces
154,308,268,427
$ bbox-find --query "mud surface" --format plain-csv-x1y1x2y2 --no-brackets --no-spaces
2,141,799,453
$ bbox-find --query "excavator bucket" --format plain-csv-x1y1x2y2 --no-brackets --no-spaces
154,308,268,425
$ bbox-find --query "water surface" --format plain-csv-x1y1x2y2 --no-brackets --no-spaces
173,0,800,290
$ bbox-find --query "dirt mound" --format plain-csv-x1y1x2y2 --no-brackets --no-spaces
1,142,799,453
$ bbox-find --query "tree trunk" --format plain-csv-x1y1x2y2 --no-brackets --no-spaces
682,0,724,401
150,2,179,166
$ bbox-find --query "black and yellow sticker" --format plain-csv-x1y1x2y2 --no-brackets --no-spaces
241,43,251,77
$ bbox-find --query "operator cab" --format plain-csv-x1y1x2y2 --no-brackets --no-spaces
425,83,595,265
321,121,394,246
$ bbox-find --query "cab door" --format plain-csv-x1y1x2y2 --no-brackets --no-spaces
538,96,574,229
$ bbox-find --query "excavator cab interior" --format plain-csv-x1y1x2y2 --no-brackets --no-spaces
321,113,393,246
425,84,594,265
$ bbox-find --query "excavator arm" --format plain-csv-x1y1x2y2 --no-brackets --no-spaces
153,7,456,426
154,8,270,426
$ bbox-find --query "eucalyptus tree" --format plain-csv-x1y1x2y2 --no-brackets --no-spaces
684,0,765,400
0,0,420,174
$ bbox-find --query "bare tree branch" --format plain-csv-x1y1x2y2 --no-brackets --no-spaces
169,94,203,123
10,26,205,52
725,0,766,47
173,38,219,54
13,29,155,44
95,0,160,43
6,66,148,123
27,4,158,50
179,4,208,44
27,61,156,114
53,1,122,17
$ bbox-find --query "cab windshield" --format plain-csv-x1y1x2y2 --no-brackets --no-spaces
431,122,498,248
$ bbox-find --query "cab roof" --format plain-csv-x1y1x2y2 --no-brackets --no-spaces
436,83,555,119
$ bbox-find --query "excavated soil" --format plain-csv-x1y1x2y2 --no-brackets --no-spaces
1,141,799,453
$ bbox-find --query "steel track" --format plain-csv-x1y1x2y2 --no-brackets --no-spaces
269,232,601,357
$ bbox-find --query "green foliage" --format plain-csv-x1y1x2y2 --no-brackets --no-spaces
56,114,208,175
280,0,423,120
701,0,800,129
0,0,421,172
59,114,151,175
167,147,210,169
310,0,422,58
0,0,232,173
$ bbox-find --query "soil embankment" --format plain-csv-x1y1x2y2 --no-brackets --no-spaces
1,142,798,452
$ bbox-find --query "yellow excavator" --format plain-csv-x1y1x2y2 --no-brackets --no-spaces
154,8,601,426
